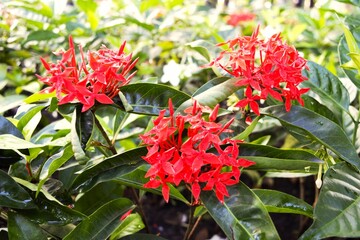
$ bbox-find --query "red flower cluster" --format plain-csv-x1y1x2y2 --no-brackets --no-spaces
226,12,256,26
37,36,138,112
209,26,309,115
140,100,255,203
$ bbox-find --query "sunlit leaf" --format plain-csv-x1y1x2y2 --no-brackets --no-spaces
109,213,144,240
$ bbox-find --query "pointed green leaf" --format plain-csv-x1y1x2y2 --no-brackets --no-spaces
16,105,45,141
0,115,26,165
238,143,322,173
118,83,190,115
177,78,240,113
253,189,313,218
300,162,360,239
63,198,135,240
301,61,350,121
37,144,74,196
70,109,89,163
339,28,360,88
192,76,230,96
109,213,144,240
8,212,47,240
24,92,56,104
201,182,280,240
186,40,212,61
70,147,147,192
0,169,36,209
17,192,86,225
24,30,60,43
262,106,360,170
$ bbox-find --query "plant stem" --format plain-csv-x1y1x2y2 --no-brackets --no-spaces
183,201,196,240
130,188,151,233
92,112,117,155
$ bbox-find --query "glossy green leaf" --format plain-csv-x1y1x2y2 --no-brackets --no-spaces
0,169,36,209
24,30,60,43
118,83,190,115
238,143,322,173
302,95,340,124
17,191,85,225
300,162,360,239
262,106,360,170
0,95,27,114
339,28,360,88
115,166,189,204
8,212,47,240
201,182,280,240
74,182,125,215
0,134,63,149
70,147,147,192
0,115,26,165
63,198,135,240
252,189,313,218
120,234,168,240
301,61,350,122
233,116,260,140
177,78,239,113
109,213,144,240
37,144,74,196
70,110,89,163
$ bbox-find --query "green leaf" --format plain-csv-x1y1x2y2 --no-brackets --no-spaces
70,109,89,163
0,134,63,149
300,162,360,239
70,147,147,192
301,61,350,122
0,169,36,209
252,189,313,218
24,92,56,104
74,182,125,216
63,198,135,240
109,213,144,239
262,106,360,170
8,212,47,240
238,143,322,173
17,191,86,225
233,116,260,140
124,16,155,31
37,144,74,196
16,105,45,141
0,95,27,114
192,76,230,96
118,83,191,115
177,78,240,113
0,115,27,166
115,166,189,204
339,28,360,88
6,0,53,18
186,40,212,61
24,30,60,43
75,0,98,30
201,182,280,240
120,234,168,240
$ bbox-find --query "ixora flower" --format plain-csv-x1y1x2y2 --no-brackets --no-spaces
209,26,309,114
37,36,138,112
226,12,256,26
140,99,255,204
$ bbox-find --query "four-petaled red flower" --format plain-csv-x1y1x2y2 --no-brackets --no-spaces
209,26,309,114
37,36,138,112
140,99,255,204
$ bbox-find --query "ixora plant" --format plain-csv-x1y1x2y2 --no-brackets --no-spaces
1,19,360,240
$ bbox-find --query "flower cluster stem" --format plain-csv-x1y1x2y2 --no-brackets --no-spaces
93,112,117,155
183,199,198,240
